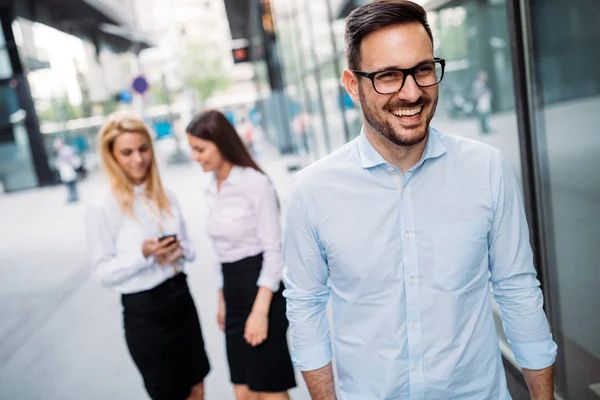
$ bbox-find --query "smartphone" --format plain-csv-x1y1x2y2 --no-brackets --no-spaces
158,233,177,242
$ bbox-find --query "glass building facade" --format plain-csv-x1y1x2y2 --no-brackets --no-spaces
0,13,45,192
250,0,600,398
0,1,149,193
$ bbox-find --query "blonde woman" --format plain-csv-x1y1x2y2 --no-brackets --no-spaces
85,113,210,400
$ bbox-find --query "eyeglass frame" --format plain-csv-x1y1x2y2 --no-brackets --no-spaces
352,58,446,94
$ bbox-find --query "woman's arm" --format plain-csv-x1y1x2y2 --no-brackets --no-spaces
85,202,154,288
245,174,283,346
253,176,284,292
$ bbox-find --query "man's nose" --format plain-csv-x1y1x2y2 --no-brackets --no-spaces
396,75,422,103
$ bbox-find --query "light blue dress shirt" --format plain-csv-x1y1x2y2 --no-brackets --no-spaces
282,128,557,399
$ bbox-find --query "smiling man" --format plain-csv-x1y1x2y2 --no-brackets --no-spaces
281,1,557,399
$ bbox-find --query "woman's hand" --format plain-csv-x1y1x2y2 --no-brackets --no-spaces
217,300,226,333
244,286,274,346
244,311,268,347
217,289,226,332
141,237,182,265
158,246,184,266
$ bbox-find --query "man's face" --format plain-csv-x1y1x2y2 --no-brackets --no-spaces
345,23,439,147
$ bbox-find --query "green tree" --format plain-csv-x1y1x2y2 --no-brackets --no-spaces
150,81,168,106
181,41,231,105
101,97,119,115
37,96,83,122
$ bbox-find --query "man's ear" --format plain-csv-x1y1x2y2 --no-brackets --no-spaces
341,69,361,103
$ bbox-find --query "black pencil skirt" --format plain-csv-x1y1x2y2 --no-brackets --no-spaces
121,273,211,400
222,253,296,392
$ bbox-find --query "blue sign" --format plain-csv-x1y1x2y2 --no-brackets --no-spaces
154,121,172,139
132,76,149,94
119,89,133,103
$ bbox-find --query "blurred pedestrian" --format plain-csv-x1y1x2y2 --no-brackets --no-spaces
282,1,556,399
292,112,310,155
238,117,256,156
84,112,210,400
186,110,296,400
472,71,492,133
53,138,79,203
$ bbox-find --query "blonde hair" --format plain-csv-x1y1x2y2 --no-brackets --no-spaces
98,112,172,218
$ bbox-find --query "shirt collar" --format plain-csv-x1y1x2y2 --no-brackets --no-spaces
357,126,447,170
358,127,388,169
209,165,244,192
133,184,146,196
226,165,244,184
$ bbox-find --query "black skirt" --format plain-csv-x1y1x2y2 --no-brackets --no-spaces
121,273,211,400
222,253,296,392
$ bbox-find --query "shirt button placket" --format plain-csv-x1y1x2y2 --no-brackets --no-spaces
400,180,425,398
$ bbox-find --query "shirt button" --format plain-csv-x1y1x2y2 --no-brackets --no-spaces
388,167,394,172
409,276,419,284
412,363,420,371
402,187,410,194
412,321,419,329
405,232,414,239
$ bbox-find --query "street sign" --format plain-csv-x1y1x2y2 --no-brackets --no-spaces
118,89,133,103
154,120,172,139
132,76,149,94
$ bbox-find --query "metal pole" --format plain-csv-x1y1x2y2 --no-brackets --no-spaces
302,5,332,154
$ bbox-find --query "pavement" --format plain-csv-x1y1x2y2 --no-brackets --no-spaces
0,137,309,400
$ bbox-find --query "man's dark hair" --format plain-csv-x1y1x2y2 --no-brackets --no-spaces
345,0,434,70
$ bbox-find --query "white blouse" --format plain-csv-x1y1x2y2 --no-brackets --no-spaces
85,185,195,294
205,166,283,292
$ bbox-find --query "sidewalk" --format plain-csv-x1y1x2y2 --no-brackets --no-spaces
0,138,309,400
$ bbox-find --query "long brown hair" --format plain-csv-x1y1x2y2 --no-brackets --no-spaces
186,110,264,173
98,112,171,218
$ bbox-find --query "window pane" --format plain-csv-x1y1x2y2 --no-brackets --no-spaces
430,1,522,183
0,49,12,79
530,0,600,398
0,85,38,191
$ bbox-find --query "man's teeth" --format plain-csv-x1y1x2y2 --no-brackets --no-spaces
391,106,422,117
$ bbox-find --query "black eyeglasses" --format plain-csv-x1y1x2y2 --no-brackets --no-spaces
352,58,446,94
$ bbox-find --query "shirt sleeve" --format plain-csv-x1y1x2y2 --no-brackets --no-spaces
253,175,284,292
170,194,195,262
84,199,154,289
213,247,223,289
489,154,557,370
282,179,333,371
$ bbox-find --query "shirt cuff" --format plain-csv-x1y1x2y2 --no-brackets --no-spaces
510,337,558,370
214,262,223,288
292,341,333,372
137,246,155,267
257,275,280,292
180,241,195,262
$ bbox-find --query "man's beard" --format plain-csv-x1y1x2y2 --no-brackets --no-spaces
359,87,437,147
